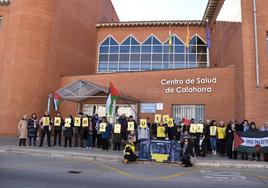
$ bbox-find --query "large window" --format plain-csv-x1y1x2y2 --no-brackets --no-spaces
98,34,208,73
172,105,205,122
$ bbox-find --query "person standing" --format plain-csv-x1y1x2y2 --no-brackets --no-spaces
18,114,28,146
27,113,38,146
112,121,122,151
209,120,217,156
86,116,93,149
156,121,167,140
237,120,250,160
74,112,83,147
226,120,236,159
64,115,73,147
249,122,261,161
39,112,52,147
53,112,64,146
101,116,112,150
217,121,226,156
137,120,150,160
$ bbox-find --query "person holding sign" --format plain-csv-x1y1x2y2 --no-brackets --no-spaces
74,112,83,148
167,118,176,140
156,121,167,140
137,119,150,160
209,120,217,156
85,115,93,149
217,121,226,156
101,116,112,150
53,112,64,147
18,114,28,146
39,112,52,147
113,123,122,151
63,115,73,147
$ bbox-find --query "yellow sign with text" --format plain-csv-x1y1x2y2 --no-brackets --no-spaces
196,124,204,133
54,117,61,126
210,126,217,136
114,124,121,134
140,119,147,129
167,118,174,127
99,123,107,132
163,115,169,123
64,118,71,128
43,117,50,126
154,114,161,123
82,118,88,127
74,117,81,127
127,122,135,131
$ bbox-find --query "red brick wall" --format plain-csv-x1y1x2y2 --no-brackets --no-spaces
241,0,268,126
60,66,235,124
0,0,118,135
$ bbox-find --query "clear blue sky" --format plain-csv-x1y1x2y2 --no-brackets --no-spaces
111,0,241,22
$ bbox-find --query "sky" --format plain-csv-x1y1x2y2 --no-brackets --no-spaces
111,0,241,22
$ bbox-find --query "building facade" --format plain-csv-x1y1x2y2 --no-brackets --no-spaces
0,0,267,135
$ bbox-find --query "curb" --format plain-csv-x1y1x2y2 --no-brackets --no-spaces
1,147,268,169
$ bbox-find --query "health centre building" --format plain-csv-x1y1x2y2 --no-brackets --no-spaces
0,0,267,135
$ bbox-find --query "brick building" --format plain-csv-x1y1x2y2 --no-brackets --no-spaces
0,0,267,135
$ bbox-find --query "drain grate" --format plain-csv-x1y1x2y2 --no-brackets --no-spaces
68,170,82,174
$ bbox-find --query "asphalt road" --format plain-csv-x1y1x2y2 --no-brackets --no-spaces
0,153,267,188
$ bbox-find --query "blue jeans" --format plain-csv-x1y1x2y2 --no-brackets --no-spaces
87,132,93,147
210,137,217,151
139,139,150,160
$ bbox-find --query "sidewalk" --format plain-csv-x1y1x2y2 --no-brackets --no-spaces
0,137,267,169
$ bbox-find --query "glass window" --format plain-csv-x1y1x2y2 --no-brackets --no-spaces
130,61,140,70
130,37,139,45
110,38,118,45
174,62,185,69
98,62,108,72
152,54,162,61
197,54,207,62
152,61,162,70
109,54,118,61
120,45,130,53
152,37,161,45
110,45,119,53
141,45,151,53
141,62,151,70
174,36,184,45
122,37,131,45
152,45,162,53
119,54,129,61
119,61,129,72
143,37,152,45
100,46,109,53
175,54,184,61
131,45,140,53
109,62,118,71
141,54,151,61
99,54,108,61
175,45,185,53
130,54,140,61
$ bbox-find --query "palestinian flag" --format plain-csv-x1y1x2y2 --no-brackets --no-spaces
53,92,61,111
106,82,120,117
168,30,172,50
233,131,268,153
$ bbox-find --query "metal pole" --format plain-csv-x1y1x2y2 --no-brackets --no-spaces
253,0,260,88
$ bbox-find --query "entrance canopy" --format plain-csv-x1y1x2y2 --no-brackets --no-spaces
55,80,140,103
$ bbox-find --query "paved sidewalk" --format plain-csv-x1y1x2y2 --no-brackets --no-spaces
0,137,267,169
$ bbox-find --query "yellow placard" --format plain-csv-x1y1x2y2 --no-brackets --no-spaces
140,119,147,129
151,153,169,162
157,126,166,138
74,117,81,127
167,118,174,127
99,123,107,132
190,124,197,133
127,121,135,131
163,115,169,123
54,117,61,126
154,114,161,123
114,124,121,134
64,118,71,128
196,124,204,133
210,126,217,136
82,118,88,127
43,117,50,126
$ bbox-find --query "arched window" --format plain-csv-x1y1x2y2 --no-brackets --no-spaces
98,34,207,73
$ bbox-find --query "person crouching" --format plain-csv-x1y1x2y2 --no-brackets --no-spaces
123,138,138,164
181,138,194,167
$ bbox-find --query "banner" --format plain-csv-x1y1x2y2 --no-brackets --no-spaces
190,124,203,133
235,131,268,153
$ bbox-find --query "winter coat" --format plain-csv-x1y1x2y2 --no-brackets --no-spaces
54,117,64,131
18,119,28,139
27,118,38,137
101,123,112,139
63,123,73,138
113,133,122,144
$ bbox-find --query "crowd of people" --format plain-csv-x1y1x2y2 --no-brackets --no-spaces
17,112,268,166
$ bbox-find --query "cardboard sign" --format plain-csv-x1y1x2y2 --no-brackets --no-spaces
74,117,81,127
157,126,166,138
99,123,107,132
163,115,169,123
43,117,50,126
114,124,121,134
54,117,61,126
210,126,217,136
127,121,135,131
140,119,147,129
154,114,161,123
82,118,88,127
196,124,204,133
64,118,71,128
190,124,197,133
167,118,174,127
